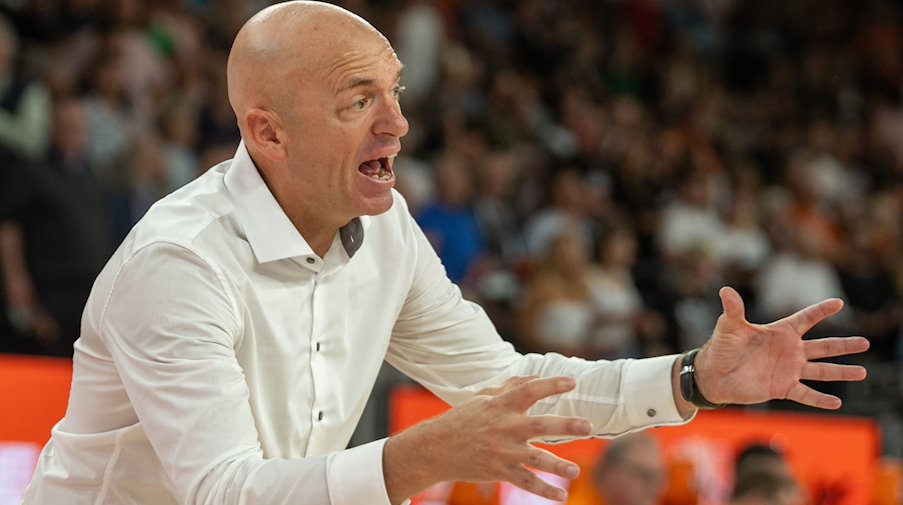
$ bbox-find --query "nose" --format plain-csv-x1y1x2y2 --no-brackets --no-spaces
374,97,409,139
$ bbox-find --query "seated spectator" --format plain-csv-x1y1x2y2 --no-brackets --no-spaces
729,471,800,505
523,167,594,259
755,223,849,327
587,223,666,359
658,169,726,263
518,227,596,357
417,151,485,284
591,434,668,505
734,443,793,481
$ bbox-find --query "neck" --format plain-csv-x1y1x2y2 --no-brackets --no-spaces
290,214,336,257
252,153,340,258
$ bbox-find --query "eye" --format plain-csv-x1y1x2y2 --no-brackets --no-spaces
351,97,370,110
392,84,406,99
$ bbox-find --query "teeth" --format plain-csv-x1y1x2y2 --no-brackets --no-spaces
368,168,392,181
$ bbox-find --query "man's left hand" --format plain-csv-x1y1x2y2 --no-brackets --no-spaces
693,286,869,410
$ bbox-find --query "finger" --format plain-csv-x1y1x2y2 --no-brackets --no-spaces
519,414,593,439
781,298,844,336
522,447,581,480
801,362,867,382
718,286,747,322
507,465,568,502
479,376,540,397
804,336,870,360
786,382,842,410
501,376,577,412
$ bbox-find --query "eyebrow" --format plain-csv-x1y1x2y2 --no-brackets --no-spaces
337,67,405,94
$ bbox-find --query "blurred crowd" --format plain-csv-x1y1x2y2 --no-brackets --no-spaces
0,0,902,450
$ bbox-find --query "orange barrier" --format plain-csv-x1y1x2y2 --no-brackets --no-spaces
390,385,881,505
0,357,885,505
0,354,71,444
0,354,72,502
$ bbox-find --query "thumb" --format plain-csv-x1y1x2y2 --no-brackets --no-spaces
719,286,747,323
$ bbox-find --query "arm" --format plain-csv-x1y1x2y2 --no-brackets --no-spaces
99,243,391,505
0,221,59,342
381,214,868,503
380,219,689,503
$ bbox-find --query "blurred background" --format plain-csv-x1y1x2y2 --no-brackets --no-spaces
0,0,901,504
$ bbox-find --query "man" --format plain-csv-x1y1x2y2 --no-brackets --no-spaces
734,443,793,481
0,98,113,356
592,435,668,505
22,2,868,505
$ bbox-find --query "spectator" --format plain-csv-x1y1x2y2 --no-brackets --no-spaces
592,435,668,505
734,443,793,481
658,168,726,263
518,226,597,357
0,97,116,356
523,167,594,259
587,223,666,359
417,149,485,284
730,471,800,505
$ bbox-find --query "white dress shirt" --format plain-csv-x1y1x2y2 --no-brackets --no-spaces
23,142,688,505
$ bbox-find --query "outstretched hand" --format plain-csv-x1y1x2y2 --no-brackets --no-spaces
694,287,869,409
384,376,591,504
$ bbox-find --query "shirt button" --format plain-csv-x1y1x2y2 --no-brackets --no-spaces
318,411,324,421
315,341,320,352
306,257,315,264
646,409,656,418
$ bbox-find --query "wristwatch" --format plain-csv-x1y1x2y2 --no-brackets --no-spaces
679,348,726,409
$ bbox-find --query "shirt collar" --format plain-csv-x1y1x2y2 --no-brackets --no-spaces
223,141,371,263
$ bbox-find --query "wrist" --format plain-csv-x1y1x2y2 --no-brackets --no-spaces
679,348,726,409
384,422,442,504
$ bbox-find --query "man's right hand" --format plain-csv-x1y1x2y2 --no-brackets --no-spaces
383,376,591,504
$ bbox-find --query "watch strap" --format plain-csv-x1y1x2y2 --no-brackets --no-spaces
679,348,726,410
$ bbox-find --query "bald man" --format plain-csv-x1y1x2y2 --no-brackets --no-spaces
592,435,668,505
22,2,868,505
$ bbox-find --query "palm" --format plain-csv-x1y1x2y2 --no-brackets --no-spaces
696,287,869,409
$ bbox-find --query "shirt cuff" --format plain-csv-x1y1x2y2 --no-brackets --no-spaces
622,354,693,428
326,438,393,505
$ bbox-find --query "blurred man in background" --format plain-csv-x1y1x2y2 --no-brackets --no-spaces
592,435,668,505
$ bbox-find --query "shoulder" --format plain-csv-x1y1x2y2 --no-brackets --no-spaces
128,162,238,254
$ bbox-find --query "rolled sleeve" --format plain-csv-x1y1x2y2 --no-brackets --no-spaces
327,439,392,505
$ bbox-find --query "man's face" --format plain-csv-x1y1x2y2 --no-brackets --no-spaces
280,28,409,225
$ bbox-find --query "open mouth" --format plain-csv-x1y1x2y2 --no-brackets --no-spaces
358,156,393,181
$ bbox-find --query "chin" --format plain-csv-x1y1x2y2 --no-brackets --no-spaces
356,193,395,217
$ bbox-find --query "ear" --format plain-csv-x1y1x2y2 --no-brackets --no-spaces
242,108,287,161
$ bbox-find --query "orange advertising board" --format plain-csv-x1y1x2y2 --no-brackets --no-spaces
389,385,880,505
0,356,883,505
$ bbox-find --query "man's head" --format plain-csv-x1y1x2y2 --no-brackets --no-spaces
593,435,668,505
735,443,792,480
227,1,409,229
731,470,800,505
53,98,89,158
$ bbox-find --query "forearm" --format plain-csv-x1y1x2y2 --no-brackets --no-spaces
0,222,36,304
